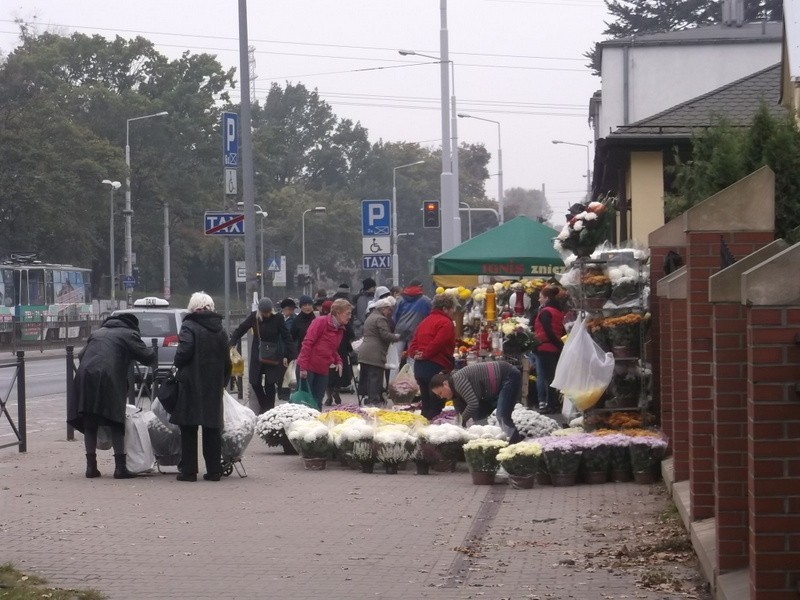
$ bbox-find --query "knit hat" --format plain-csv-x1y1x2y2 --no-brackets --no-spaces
373,296,396,310
338,283,350,292
298,295,314,307
113,313,140,330
374,286,391,300
279,298,297,309
258,298,274,313
361,277,377,291
408,278,423,287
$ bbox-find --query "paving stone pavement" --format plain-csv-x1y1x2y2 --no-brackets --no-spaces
0,392,707,600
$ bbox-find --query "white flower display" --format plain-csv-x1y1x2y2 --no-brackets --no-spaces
286,418,331,444
466,424,507,441
374,425,411,445
607,265,639,285
333,419,374,446
487,406,560,439
419,423,471,444
551,426,584,437
463,438,509,452
255,403,320,446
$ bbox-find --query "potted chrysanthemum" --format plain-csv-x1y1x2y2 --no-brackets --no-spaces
496,442,542,489
374,425,411,474
332,418,374,469
540,436,583,486
576,435,611,484
285,419,334,470
255,404,320,454
594,432,633,482
463,438,508,485
629,434,668,484
424,423,471,472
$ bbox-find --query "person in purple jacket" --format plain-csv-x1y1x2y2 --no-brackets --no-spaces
296,298,353,409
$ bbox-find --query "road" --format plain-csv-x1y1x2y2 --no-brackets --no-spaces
0,356,68,399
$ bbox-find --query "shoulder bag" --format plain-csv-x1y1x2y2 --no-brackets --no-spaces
156,370,180,413
256,320,282,365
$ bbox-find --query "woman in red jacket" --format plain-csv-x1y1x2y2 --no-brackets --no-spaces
408,293,457,419
297,298,353,409
533,285,566,414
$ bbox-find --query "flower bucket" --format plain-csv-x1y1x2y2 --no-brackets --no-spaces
611,468,632,482
360,462,375,474
633,470,656,484
470,470,496,485
281,437,298,455
303,458,327,471
508,474,535,489
583,471,608,485
415,462,431,475
550,472,578,486
535,472,552,486
432,460,457,472
384,463,399,475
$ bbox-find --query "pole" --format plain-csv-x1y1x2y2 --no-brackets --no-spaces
124,131,132,306
109,188,115,307
586,145,592,198
238,0,258,301
497,123,504,224
259,218,265,297
163,201,170,300
392,175,399,285
459,202,472,239
450,74,462,243
301,210,307,296
439,0,454,252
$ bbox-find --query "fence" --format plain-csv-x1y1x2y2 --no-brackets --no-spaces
0,351,27,452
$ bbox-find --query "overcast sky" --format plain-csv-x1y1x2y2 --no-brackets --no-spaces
1,0,609,218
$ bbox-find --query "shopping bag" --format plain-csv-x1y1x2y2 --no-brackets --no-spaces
125,406,156,473
282,360,297,388
221,390,257,461
289,378,318,409
385,341,401,370
96,426,113,451
551,314,614,412
156,371,179,413
230,347,245,377
145,403,182,462
387,363,420,403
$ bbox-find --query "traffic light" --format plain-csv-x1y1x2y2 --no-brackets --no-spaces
423,201,440,229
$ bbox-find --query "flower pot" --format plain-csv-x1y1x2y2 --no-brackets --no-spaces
281,437,298,455
396,461,408,471
360,462,375,474
508,474,535,489
470,470,496,485
415,462,430,475
535,472,552,486
383,463,399,475
611,468,632,482
303,458,327,471
550,472,578,487
633,470,656,484
583,471,608,485
432,460,457,473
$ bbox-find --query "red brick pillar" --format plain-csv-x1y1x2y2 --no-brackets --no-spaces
670,294,690,481
746,304,800,598
658,291,673,445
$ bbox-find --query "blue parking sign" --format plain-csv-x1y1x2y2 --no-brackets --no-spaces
222,112,239,167
361,200,391,236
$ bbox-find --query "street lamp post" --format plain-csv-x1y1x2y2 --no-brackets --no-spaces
459,202,473,239
458,113,504,224
239,202,268,296
399,48,460,248
392,160,425,285
551,140,592,199
101,180,121,307
125,110,168,304
301,207,327,295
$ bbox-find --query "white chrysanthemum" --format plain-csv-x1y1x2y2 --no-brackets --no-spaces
573,221,584,232
466,424,507,440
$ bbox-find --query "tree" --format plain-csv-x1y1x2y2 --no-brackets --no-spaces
503,187,553,223
586,0,784,75
666,105,800,238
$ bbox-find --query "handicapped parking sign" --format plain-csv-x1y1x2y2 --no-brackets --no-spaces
361,200,391,236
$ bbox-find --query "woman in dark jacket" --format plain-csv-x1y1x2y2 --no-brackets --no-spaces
407,293,457,420
356,296,400,405
290,295,316,386
533,285,566,414
68,313,156,479
229,297,295,414
171,292,232,482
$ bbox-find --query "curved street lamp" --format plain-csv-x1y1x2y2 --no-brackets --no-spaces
101,180,121,307
458,113,504,224
301,207,327,295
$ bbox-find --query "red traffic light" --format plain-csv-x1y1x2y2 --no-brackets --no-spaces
423,201,440,229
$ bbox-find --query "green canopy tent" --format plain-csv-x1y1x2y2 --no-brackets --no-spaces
429,216,565,287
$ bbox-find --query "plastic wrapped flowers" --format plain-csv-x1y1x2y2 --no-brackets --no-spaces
221,391,257,461
285,418,333,459
255,403,320,447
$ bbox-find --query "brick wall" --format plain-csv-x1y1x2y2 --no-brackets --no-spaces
658,295,674,446
747,305,800,599
649,246,670,426
671,297,690,481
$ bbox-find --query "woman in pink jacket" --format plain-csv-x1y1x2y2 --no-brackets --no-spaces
296,298,353,409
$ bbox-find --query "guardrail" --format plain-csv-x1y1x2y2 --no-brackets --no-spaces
2,316,101,355
0,351,27,452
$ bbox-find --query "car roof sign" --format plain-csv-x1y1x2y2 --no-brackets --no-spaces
133,297,170,308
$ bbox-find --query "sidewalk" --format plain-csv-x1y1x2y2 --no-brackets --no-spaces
1,394,710,600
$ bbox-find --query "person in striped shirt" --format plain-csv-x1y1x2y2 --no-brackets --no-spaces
430,361,523,443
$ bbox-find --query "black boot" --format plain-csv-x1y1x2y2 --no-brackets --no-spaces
113,454,137,479
333,391,342,405
85,453,101,478
323,393,333,406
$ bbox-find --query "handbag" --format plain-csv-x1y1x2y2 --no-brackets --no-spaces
256,321,282,365
156,371,180,413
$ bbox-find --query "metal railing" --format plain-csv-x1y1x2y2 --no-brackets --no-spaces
2,315,101,355
0,351,27,452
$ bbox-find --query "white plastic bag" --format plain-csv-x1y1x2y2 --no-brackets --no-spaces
221,390,257,461
282,360,297,388
125,406,156,473
145,401,182,462
551,314,614,411
385,341,401,370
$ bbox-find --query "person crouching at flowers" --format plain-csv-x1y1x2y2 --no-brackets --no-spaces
297,298,353,409
430,361,523,443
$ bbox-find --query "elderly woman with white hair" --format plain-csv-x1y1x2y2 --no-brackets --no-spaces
356,295,401,406
170,292,232,482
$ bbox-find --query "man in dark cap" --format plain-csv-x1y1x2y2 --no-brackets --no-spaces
393,277,432,376
352,277,377,338
333,283,351,301
278,298,298,401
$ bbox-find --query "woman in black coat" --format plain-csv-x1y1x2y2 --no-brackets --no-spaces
68,313,156,479
170,293,232,482
229,297,295,414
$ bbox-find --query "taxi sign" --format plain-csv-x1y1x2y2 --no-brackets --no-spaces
133,297,170,308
